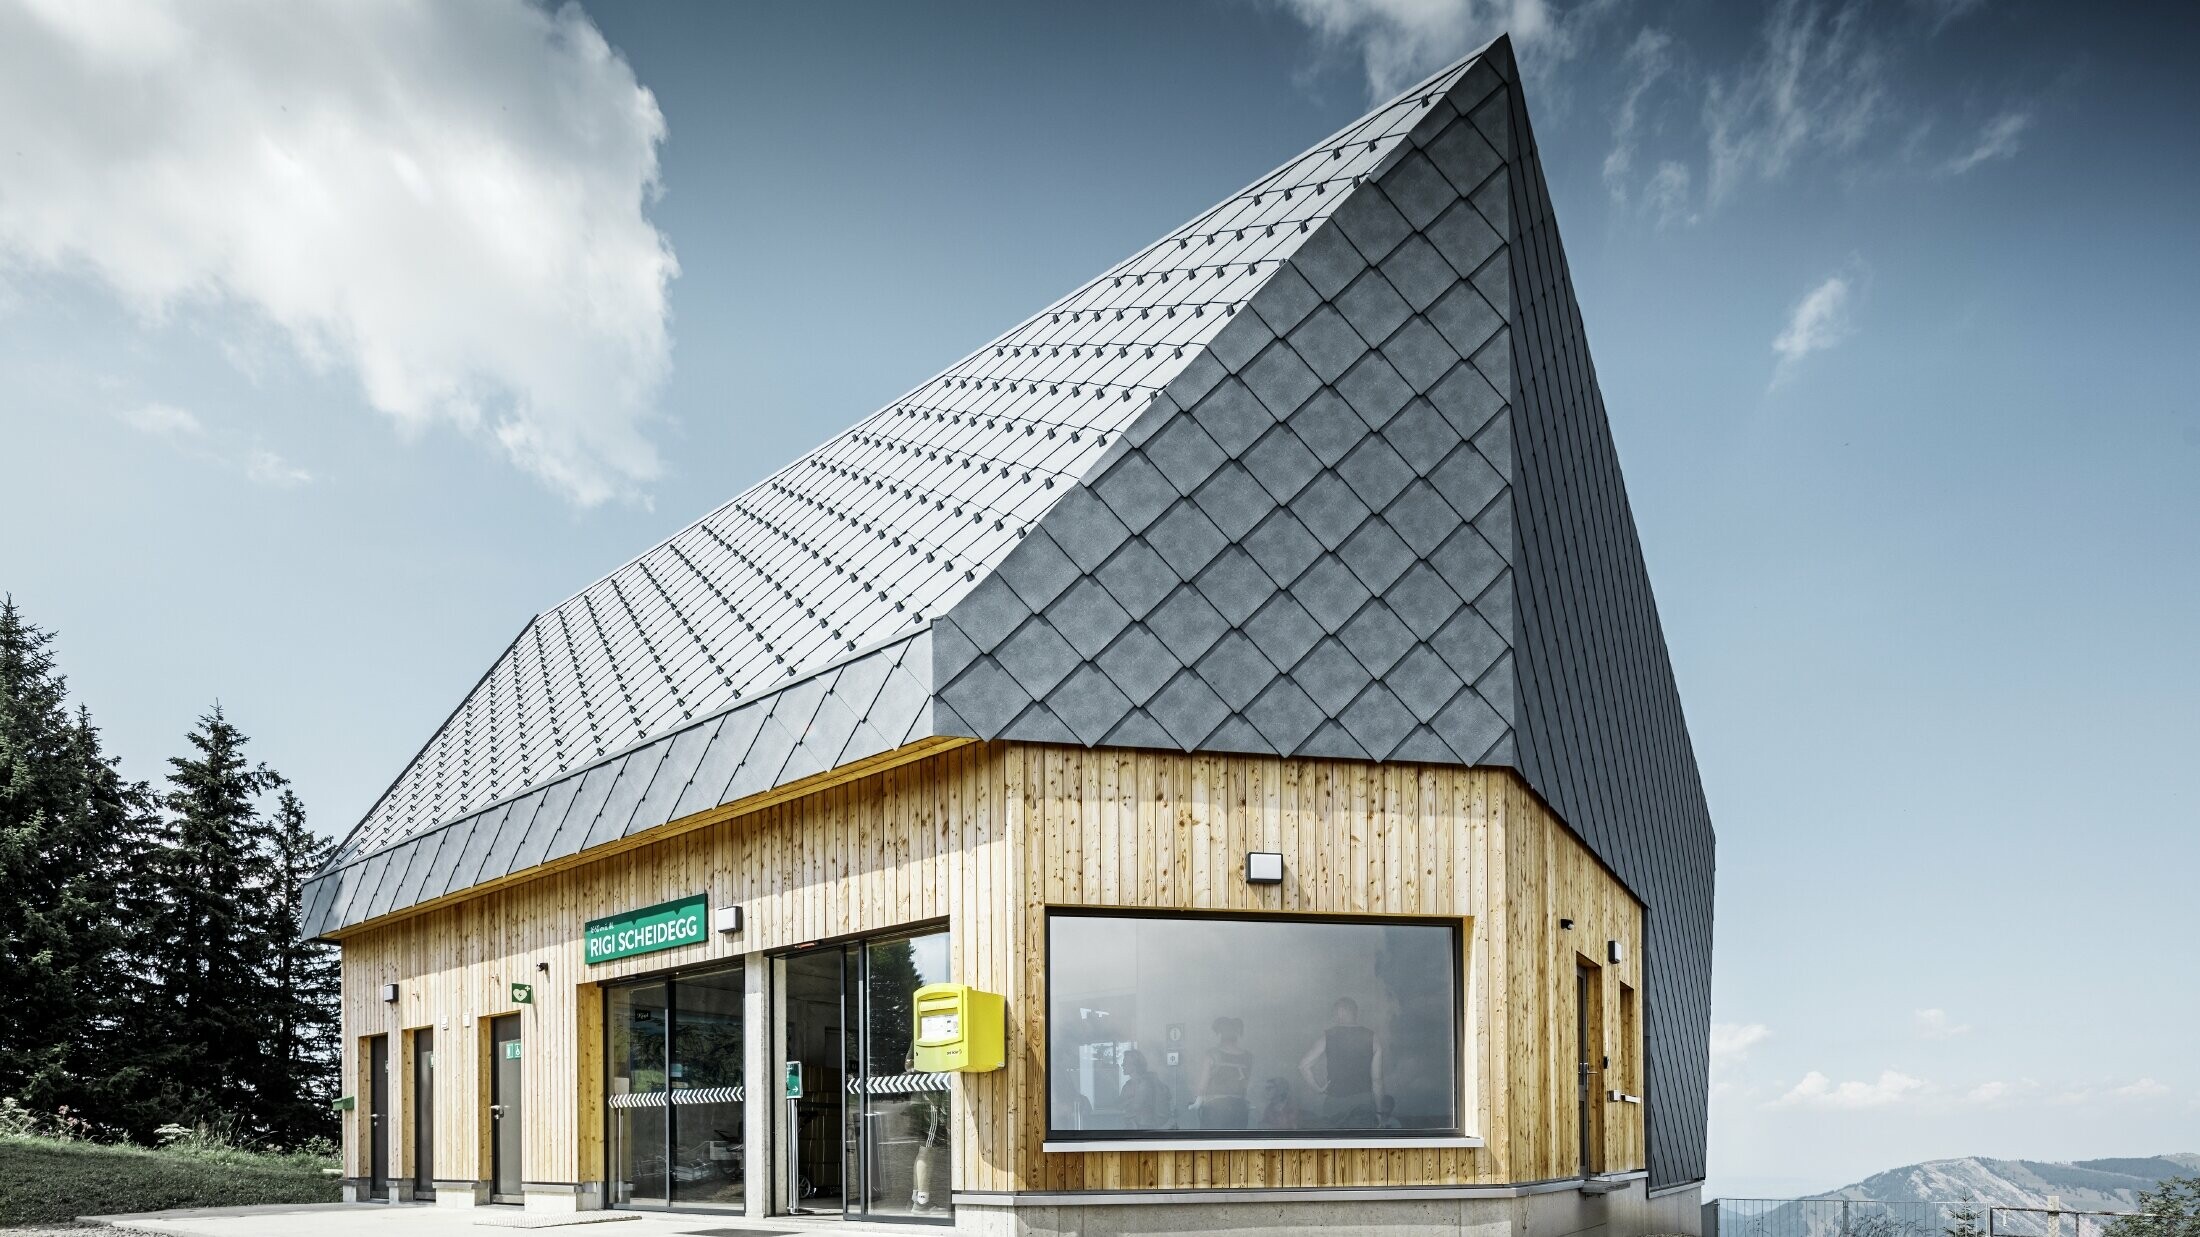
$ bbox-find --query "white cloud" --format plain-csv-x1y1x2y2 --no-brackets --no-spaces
1772,272,1857,384
1643,160,1695,228
1942,110,2031,175
1914,0,1988,35
1704,0,1889,205
246,448,314,489
0,0,677,506
122,402,205,440
1773,1069,1926,1109
1265,0,1607,101
1710,1022,1771,1064
1913,1008,1971,1040
2115,1077,2170,1098
1966,1080,2010,1103
1603,28,1676,197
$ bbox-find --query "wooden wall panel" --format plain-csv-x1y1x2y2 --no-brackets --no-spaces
336,741,1642,1199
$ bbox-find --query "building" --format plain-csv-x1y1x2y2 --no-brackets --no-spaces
303,34,1715,1236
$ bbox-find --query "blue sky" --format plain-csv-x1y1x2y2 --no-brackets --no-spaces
2,0,2195,1196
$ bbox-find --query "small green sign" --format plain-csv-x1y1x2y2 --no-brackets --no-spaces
332,1095,356,1112
504,1040,523,1060
510,982,534,1005
783,1061,803,1100
584,893,708,965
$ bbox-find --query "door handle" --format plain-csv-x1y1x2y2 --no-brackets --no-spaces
490,1104,505,1118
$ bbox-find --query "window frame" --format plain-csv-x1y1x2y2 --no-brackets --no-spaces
1040,906,1474,1149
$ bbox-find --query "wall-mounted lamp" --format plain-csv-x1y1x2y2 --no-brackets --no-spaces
716,905,744,935
1244,852,1284,885
1608,940,1624,964
380,983,399,1003
1558,917,1575,931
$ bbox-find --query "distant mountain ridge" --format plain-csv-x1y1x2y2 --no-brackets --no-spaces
1813,1154,2200,1210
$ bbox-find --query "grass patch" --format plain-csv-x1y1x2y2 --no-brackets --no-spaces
0,1134,338,1225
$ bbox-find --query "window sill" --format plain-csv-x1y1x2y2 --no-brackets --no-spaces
1043,1135,1484,1153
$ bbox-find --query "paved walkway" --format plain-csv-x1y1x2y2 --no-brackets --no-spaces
83,1203,952,1237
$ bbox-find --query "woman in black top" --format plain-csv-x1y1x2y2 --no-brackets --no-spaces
1299,997,1382,1129
1193,1016,1253,1129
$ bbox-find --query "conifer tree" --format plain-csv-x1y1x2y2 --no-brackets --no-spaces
0,600,147,1125
143,705,285,1131
256,788,340,1144
0,596,79,1104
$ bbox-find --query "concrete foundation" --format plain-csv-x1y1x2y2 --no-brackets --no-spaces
958,1180,1703,1237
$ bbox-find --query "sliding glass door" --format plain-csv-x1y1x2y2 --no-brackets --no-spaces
607,963,745,1213
775,928,953,1223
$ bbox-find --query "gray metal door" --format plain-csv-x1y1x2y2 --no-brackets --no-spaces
491,1015,523,1202
368,1035,390,1198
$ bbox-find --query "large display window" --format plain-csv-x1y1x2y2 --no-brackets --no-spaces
1046,911,1462,1142
607,963,745,1211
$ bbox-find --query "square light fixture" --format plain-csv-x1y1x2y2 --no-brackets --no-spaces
380,983,399,1003
716,905,743,935
1608,940,1624,963
1244,851,1284,885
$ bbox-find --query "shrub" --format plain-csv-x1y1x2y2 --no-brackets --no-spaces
2106,1177,2200,1237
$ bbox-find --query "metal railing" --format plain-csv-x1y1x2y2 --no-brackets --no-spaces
1708,1198,2159,1237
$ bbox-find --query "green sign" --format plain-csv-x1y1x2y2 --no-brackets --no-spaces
332,1095,356,1112
504,1040,523,1060
783,1061,803,1100
584,893,708,965
510,982,534,1005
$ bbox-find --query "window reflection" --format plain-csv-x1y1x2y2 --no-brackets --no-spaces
1047,913,1459,1138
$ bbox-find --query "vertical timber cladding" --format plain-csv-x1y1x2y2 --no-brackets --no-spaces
335,740,1642,1195
336,742,1024,1193
1009,744,1641,1192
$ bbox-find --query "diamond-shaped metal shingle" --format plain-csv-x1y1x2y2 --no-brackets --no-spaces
1242,426,1323,503
1094,625,1180,705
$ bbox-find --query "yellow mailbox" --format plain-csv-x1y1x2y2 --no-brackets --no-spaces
911,982,1004,1073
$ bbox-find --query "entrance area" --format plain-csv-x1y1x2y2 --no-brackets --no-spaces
776,928,953,1223
605,963,747,1212
489,1014,523,1204
1576,961,1604,1177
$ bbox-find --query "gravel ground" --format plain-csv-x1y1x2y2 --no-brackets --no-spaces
2,1226,126,1236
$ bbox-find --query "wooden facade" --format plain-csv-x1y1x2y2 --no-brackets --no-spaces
337,739,1645,1202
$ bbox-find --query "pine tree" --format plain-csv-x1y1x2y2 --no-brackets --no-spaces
0,599,143,1126
0,596,75,1101
255,788,339,1144
142,705,284,1133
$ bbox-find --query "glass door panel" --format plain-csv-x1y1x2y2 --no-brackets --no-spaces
779,948,847,1214
608,982,668,1207
670,968,746,1211
858,932,953,1220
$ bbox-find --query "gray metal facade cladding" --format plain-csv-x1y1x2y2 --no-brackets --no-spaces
1495,53,1716,1191
303,35,1711,1190
929,40,1713,1188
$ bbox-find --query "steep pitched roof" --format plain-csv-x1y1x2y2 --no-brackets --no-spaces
316,49,1489,883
